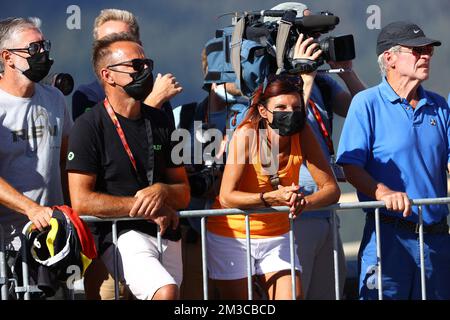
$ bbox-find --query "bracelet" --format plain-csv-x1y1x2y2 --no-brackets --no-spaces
260,192,270,207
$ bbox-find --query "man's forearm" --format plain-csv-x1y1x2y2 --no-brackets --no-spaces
143,94,163,109
163,183,190,209
72,190,136,218
304,183,341,210
340,70,367,97
342,164,384,200
301,73,315,107
0,177,39,215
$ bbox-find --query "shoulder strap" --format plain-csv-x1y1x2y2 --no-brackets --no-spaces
314,77,334,134
230,14,246,91
144,114,154,185
308,99,335,155
275,11,297,74
275,24,292,74
258,121,281,190
103,99,138,172
103,98,154,185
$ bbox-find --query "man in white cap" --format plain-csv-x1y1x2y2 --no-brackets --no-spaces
265,2,366,300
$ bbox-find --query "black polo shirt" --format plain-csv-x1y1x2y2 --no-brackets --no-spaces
66,102,182,253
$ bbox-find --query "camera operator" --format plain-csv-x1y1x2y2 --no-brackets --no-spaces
71,8,181,121
172,47,248,235
265,2,366,300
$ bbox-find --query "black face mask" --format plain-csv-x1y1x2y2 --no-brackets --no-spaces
22,51,54,82
122,67,154,101
267,109,306,136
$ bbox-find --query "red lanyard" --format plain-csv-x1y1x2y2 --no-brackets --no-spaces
103,98,138,173
308,99,335,156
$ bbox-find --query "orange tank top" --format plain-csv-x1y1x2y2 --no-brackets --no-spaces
207,132,303,238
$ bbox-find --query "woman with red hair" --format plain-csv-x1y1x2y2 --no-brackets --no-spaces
206,35,341,300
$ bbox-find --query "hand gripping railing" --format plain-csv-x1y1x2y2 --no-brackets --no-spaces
8,196,450,300
79,197,450,301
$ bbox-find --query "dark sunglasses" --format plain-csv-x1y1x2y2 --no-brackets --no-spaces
399,46,434,57
7,40,51,56
107,58,154,73
262,74,304,94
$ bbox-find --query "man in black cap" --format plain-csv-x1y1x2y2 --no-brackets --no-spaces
337,21,450,299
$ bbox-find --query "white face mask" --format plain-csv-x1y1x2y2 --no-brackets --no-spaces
214,84,249,105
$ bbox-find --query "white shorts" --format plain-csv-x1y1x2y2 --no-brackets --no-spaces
102,230,182,300
206,231,301,280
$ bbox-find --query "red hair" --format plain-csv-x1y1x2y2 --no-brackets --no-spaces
238,77,304,130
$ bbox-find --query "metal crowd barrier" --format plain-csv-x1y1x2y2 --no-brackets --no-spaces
2,197,450,300
0,224,8,300
82,196,450,301
2,222,77,300
0,223,43,300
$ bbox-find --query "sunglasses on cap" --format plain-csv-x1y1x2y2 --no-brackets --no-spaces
7,40,51,56
107,58,154,74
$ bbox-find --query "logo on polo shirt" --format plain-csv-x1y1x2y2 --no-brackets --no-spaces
68,152,75,161
153,144,162,151
430,119,437,126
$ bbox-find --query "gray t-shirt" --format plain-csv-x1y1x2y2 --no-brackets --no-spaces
0,83,72,250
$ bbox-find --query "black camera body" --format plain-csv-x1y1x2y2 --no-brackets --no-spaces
244,10,356,74
319,34,355,62
40,73,74,96
188,163,224,198
187,122,225,198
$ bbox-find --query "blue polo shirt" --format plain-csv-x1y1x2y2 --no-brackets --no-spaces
337,77,450,225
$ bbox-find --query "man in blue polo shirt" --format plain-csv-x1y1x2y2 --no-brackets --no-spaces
337,21,450,300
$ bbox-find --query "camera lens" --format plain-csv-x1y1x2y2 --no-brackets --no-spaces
53,73,74,96
188,173,211,197
319,37,331,61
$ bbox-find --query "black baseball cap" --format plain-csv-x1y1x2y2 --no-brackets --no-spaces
376,21,441,56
